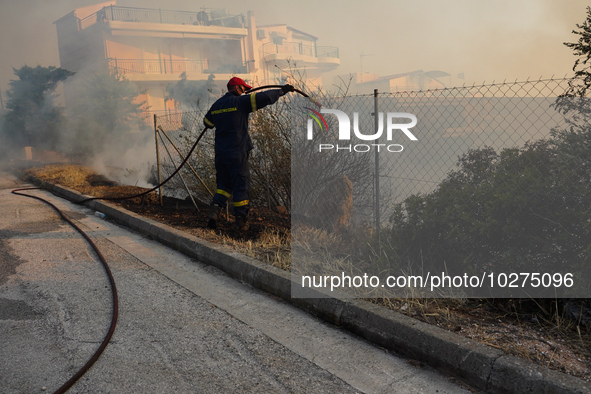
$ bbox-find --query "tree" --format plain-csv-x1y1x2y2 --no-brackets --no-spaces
552,6,591,203
562,6,591,99
2,65,74,148
385,141,590,296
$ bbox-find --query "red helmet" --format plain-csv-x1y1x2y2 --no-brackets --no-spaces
227,76,252,90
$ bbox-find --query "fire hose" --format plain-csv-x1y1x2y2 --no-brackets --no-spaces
11,187,118,394
77,84,320,204
245,84,323,108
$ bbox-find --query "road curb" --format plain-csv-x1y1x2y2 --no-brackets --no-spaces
28,176,589,394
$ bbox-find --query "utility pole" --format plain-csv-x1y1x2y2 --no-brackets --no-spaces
374,89,380,245
359,53,375,83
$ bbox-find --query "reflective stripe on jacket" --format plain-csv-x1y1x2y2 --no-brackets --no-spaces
203,89,283,156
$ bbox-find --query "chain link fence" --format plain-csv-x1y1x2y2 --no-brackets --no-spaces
377,78,571,221
293,79,572,227
291,77,591,298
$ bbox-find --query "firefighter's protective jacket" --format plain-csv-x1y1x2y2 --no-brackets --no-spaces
203,89,284,157
203,88,284,218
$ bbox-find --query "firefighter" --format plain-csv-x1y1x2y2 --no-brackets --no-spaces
203,77,295,231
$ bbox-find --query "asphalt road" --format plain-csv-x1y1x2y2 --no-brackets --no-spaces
0,172,471,393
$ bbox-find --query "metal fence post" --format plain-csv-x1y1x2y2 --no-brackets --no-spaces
154,114,163,205
374,89,380,243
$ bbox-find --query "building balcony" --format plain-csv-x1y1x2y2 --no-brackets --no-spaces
261,42,340,71
107,58,248,81
67,6,248,41
79,5,245,30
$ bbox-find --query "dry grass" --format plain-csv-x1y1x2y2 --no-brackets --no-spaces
30,163,94,186
188,225,291,271
372,296,590,381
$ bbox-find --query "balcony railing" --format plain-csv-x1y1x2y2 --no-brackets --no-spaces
261,42,339,60
316,46,340,59
79,6,245,31
107,58,247,76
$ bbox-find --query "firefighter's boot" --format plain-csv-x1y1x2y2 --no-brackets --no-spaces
233,215,249,232
207,204,222,229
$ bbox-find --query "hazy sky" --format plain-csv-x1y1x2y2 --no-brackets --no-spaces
0,0,588,96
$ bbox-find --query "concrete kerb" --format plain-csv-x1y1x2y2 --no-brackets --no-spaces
25,176,590,394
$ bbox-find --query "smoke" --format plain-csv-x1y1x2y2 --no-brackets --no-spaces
0,1,235,185
88,127,155,188
53,66,157,187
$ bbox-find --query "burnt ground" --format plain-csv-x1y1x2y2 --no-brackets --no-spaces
117,194,289,241
18,161,289,243
8,161,591,384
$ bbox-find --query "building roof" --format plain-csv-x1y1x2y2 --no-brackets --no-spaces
55,1,117,23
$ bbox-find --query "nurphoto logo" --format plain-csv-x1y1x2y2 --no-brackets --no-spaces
304,108,418,153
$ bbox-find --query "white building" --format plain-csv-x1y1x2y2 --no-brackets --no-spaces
54,1,340,115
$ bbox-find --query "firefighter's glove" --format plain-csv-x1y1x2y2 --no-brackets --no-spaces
281,84,296,95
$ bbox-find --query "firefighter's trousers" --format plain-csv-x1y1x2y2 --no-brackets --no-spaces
211,151,250,218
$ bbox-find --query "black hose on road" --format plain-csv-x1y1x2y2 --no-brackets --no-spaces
11,187,119,394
